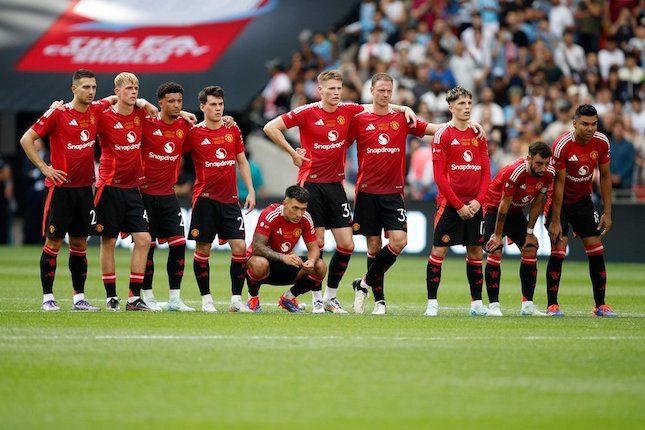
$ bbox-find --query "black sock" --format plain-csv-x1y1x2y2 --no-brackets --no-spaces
546,252,565,306
103,273,117,298
193,252,210,296
143,245,155,291
69,247,87,295
426,254,444,299
129,272,144,297
366,245,398,302
292,274,322,297
485,256,501,303
246,269,262,297
466,258,483,301
40,245,58,295
327,247,352,289
230,254,246,296
586,247,607,308
167,243,185,290
520,256,537,301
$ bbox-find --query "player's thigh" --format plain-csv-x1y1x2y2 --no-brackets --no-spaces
122,188,149,234
68,187,95,237
463,209,485,246
43,187,74,238
483,211,497,240
217,202,246,240
433,204,465,246
321,182,353,229
94,186,125,237
265,259,303,285
504,212,529,247
189,197,217,243
570,198,601,239
379,193,407,232
352,192,381,236
152,195,184,240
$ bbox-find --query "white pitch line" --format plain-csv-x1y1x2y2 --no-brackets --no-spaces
0,334,643,341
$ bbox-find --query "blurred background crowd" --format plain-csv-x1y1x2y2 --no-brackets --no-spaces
2,0,644,244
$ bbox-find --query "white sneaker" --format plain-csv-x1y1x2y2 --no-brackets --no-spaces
41,300,60,311
469,301,488,316
144,298,163,312
163,297,195,312
487,302,503,317
520,303,546,316
324,297,348,314
202,300,217,313
352,279,369,314
312,300,325,314
229,297,252,313
424,301,438,316
372,301,387,315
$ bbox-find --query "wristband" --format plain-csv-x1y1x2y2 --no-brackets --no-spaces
526,228,534,235
135,98,148,108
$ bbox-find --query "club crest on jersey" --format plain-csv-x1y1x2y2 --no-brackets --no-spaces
328,130,339,142
225,134,234,143
49,225,55,234
378,134,390,145
337,115,345,125
215,148,227,159
471,138,479,147
390,120,399,130
442,235,450,243
126,131,137,143
536,182,544,190
176,129,184,139
80,130,90,141
463,150,473,162
280,243,291,253
134,116,141,126
90,115,95,124
578,165,589,176
164,142,175,154
590,151,598,160
293,228,302,237
352,223,360,231
95,224,104,233
191,228,199,237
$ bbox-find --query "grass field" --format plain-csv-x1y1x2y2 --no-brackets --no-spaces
1,245,643,429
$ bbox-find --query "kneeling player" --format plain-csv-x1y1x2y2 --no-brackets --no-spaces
245,186,327,313
483,141,555,316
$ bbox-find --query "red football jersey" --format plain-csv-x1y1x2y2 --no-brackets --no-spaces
184,122,244,204
31,99,111,188
484,158,555,214
432,123,490,209
96,105,147,189
352,110,428,194
250,203,316,255
552,130,610,204
282,102,363,184
141,116,191,196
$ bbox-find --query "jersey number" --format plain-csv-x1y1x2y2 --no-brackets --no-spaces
178,211,185,227
143,210,149,222
341,203,351,219
237,216,245,231
593,211,600,225
89,210,97,225
397,208,406,222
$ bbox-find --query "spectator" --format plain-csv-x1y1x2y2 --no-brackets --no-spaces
548,0,574,40
357,28,394,79
449,41,477,91
261,58,292,120
574,0,603,53
472,86,506,129
629,97,645,137
407,137,437,201
237,151,266,201
618,53,644,100
609,120,636,190
598,36,626,81
21,138,48,244
542,101,573,144
0,154,13,244
554,28,587,83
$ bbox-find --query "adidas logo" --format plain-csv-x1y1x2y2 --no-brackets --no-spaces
450,139,460,146
568,154,578,162
153,129,163,136
113,122,124,129
68,119,78,126
366,123,376,131
314,119,324,126
200,138,211,146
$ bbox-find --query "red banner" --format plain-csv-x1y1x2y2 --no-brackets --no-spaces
17,0,273,73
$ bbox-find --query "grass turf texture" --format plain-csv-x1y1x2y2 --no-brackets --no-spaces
1,245,643,429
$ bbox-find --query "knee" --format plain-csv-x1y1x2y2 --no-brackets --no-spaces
67,237,87,250
247,257,269,278
315,259,327,277
389,236,407,253
134,233,151,248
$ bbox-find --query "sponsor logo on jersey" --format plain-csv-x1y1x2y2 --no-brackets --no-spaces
366,123,376,131
148,152,179,162
568,154,578,162
126,131,137,143
153,129,163,136
328,130,339,142
113,122,124,129
164,142,175,154
114,142,141,151
215,148,227,159
313,142,343,150
315,119,324,126
451,139,460,146
578,165,589,176
205,159,235,168
200,138,211,146
80,130,90,141
68,119,78,126
378,133,390,145
67,141,95,150
280,242,291,253
463,150,473,162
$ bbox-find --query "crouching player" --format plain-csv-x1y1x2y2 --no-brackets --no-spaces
483,141,555,316
245,185,327,313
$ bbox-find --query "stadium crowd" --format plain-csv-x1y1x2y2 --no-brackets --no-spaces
247,0,645,201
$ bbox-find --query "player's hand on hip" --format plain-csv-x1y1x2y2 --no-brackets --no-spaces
292,148,310,167
41,165,67,185
598,213,612,236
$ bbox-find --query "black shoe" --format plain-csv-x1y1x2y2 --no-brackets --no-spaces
126,298,152,311
352,278,368,294
106,297,120,311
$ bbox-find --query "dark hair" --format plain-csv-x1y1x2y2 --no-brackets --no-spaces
528,141,552,158
371,73,394,88
157,82,184,100
445,86,472,104
198,86,225,104
285,185,310,203
574,104,598,119
72,69,95,84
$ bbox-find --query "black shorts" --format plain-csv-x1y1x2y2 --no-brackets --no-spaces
94,186,149,237
188,197,245,243
352,192,407,236
142,193,185,241
302,181,352,229
484,211,528,249
545,196,600,238
42,186,94,238
433,203,484,246
262,257,306,285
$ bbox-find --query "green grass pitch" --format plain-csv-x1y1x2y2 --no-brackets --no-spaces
1,245,643,429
